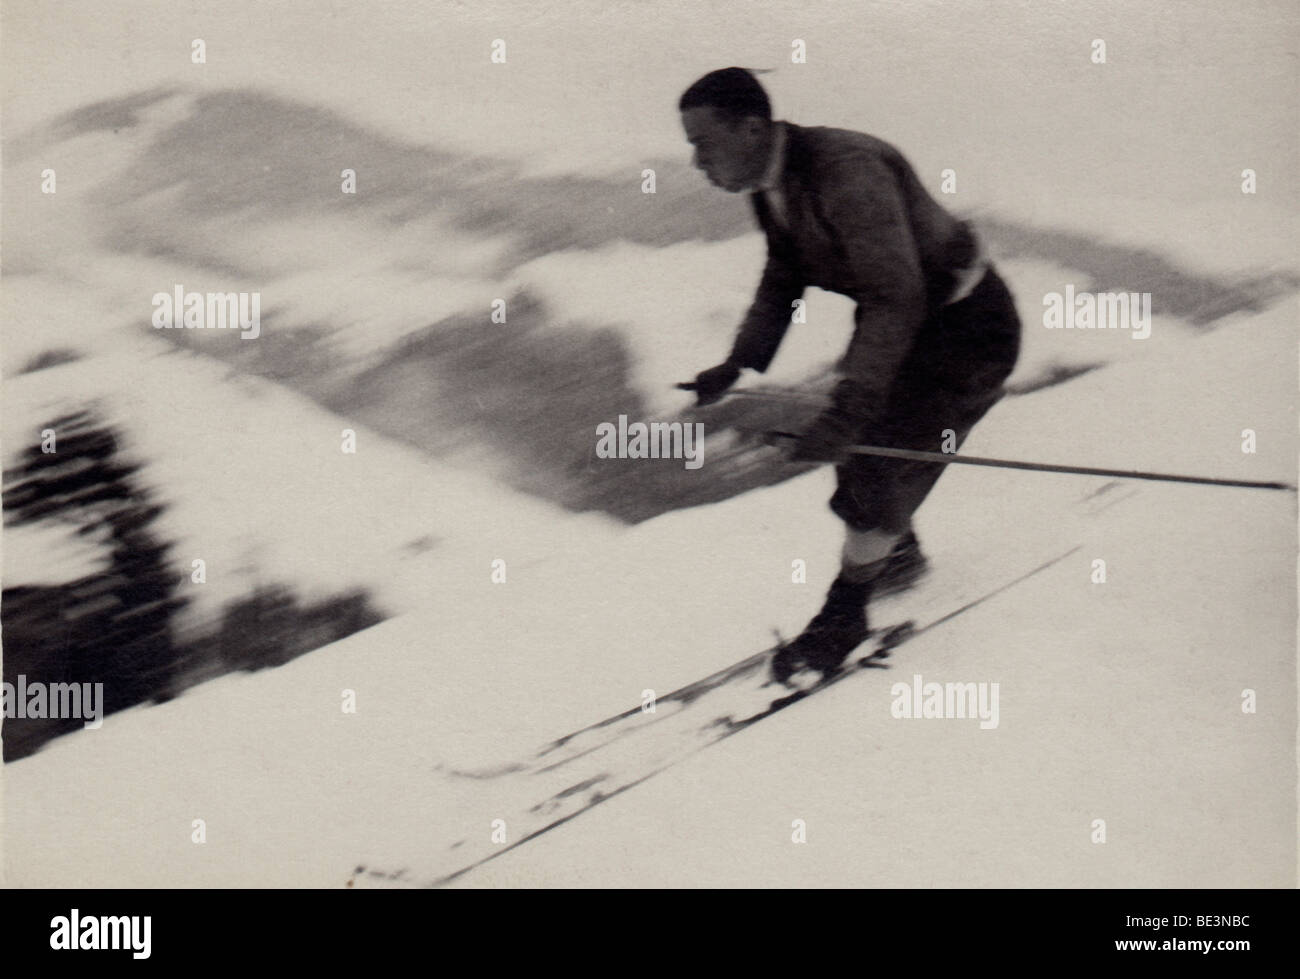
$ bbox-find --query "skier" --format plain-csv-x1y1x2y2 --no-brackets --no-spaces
676,68,1022,682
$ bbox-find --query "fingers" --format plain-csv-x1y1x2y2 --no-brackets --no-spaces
674,379,724,405
677,365,740,405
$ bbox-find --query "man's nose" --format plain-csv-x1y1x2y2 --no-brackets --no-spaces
692,149,707,171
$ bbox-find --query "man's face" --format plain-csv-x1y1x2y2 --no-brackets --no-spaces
681,107,769,193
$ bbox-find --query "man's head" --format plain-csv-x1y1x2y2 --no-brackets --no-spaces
679,67,774,193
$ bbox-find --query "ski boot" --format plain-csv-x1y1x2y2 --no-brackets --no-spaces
771,575,871,684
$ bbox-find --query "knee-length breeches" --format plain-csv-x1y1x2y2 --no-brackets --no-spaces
829,267,1022,532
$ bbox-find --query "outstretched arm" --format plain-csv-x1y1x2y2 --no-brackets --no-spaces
728,241,806,373
825,154,928,422
787,154,928,461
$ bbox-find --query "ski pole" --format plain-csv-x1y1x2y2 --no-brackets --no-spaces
763,431,1296,492
721,387,832,408
675,383,833,408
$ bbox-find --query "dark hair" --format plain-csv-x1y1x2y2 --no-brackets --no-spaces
678,67,771,123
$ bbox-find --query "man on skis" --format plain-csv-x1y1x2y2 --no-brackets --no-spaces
677,67,1022,682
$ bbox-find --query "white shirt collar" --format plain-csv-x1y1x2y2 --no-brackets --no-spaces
754,121,787,192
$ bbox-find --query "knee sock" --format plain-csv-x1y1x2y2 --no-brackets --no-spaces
840,527,905,584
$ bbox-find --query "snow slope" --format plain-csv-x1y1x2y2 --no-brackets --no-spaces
5,305,1292,888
